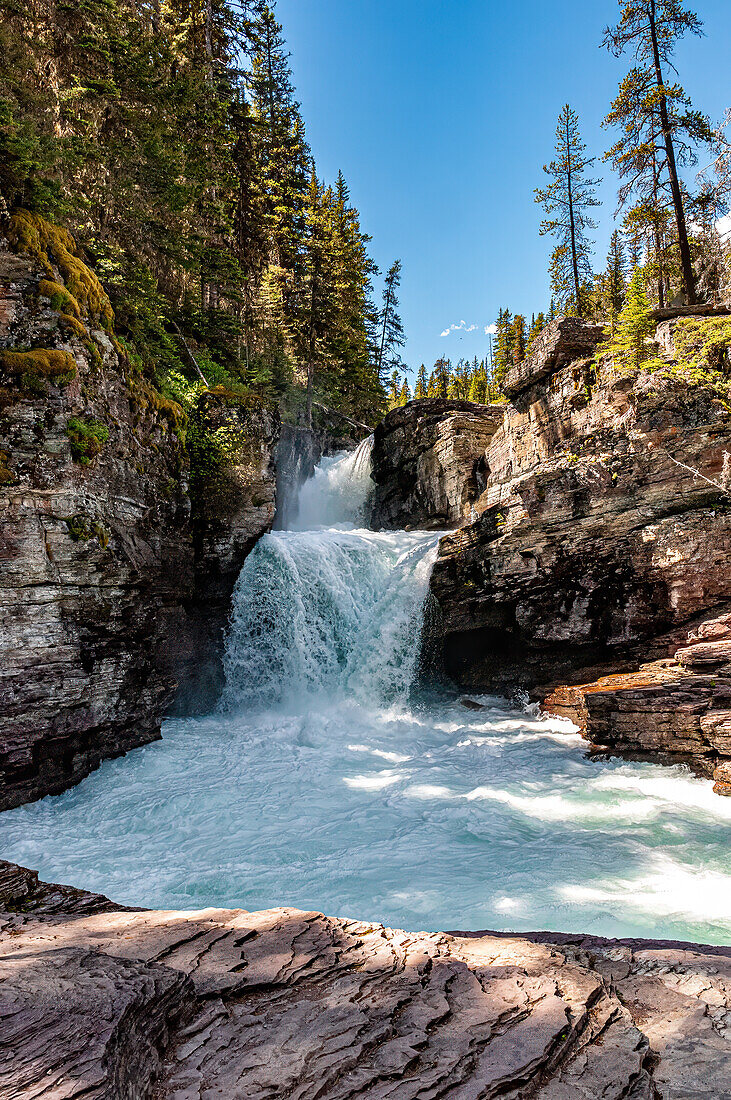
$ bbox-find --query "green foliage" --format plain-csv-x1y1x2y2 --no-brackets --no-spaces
602,0,712,304
0,0,386,428
66,417,109,465
673,316,731,374
64,514,110,548
660,315,731,402
600,266,659,372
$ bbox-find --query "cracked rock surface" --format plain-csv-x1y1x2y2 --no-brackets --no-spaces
2,861,730,1098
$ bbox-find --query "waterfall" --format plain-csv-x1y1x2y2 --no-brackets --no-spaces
222,438,440,709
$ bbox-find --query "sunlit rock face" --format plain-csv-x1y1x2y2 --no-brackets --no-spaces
3,857,731,1100
429,319,731,698
370,399,504,530
543,609,731,792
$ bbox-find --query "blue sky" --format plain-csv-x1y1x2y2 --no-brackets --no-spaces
275,0,730,375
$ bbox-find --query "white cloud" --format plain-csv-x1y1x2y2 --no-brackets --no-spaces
484,324,498,336
441,320,480,337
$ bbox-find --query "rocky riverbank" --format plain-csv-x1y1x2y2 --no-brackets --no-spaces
2,857,729,1099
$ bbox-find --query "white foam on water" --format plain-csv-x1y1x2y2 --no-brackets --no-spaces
1,441,731,944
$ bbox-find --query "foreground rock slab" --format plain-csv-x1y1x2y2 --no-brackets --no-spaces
2,862,731,1098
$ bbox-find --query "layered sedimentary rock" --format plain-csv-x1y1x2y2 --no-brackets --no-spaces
544,609,731,794
169,390,279,714
2,858,730,1099
0,232,278,805
370,399,504,529
429,320,731,704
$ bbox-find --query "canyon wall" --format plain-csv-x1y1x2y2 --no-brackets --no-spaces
0,230,278,808
371,316,731,788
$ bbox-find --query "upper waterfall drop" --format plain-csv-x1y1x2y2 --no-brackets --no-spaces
221,438,440,711
292,436,374,530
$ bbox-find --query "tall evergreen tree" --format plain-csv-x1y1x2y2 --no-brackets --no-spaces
603,265,657,370
605,229,628,318
602,0,712,305
535,104,601,317
414,364,428,399
375,259,405,380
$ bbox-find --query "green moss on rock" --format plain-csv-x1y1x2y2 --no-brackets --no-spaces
64,514,110,548
0,348,77,389
8,211,114,327
66,417,109,465
38,278,82,320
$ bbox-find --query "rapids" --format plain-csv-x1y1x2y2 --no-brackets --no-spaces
2,440,731,943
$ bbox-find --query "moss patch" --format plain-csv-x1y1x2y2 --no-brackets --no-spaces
38,278,82,320
8,211,114,327
64,514,110,548
66,417,109,465
0,348,77,391
127,374,186,432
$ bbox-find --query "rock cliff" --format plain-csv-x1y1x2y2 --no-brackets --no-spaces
0,224,278,807
2,857,730,1099
376,316,731,787
370,399,504,529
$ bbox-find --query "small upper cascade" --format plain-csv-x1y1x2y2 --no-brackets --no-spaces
292,436,374,531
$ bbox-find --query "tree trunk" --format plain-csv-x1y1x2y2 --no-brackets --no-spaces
648,0,696,304
377,285,392,379
566,114,583,317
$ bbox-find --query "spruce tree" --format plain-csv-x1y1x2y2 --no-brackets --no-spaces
603,0,712,305
414,364,428,399
375,260,405,381
605,229,628,319
535,104,601,317
602,266,656,371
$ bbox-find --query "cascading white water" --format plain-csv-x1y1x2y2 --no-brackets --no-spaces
2,442,731,943
223,436,440,709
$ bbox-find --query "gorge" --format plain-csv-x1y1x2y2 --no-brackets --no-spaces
3,425,731,947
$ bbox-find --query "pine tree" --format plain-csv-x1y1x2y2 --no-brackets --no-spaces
493,308,514,385
387,369,401,409
428,358,450,399
375,260,405,381
602,266,656,371
605,230,628,320
603,0,712,305
414,364,428,399
535,104,601,317
527,312,546,352
512,315,527,363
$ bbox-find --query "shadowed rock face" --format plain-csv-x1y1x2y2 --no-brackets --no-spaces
2,859,730,1099
0,245,279,806
370,399,504,530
